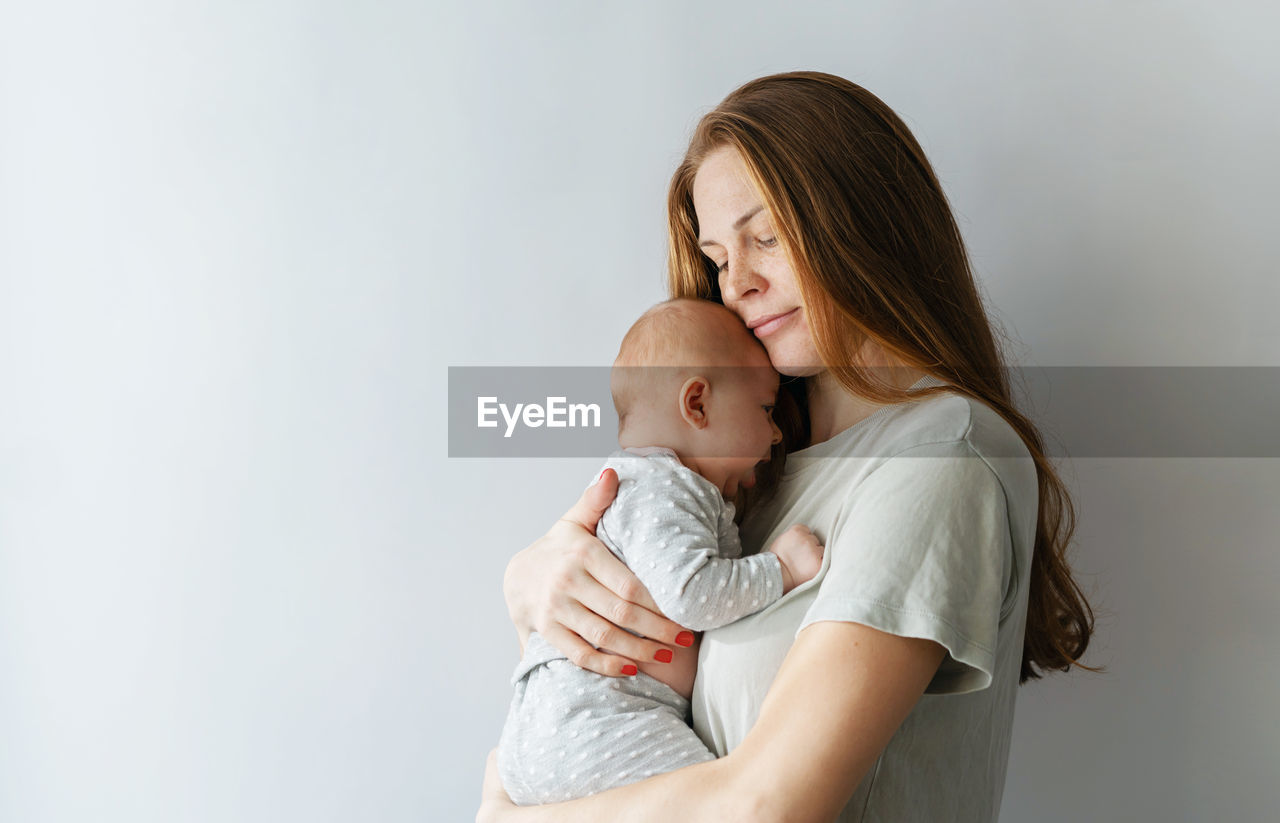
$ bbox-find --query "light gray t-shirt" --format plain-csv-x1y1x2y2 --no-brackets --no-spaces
691,379,1038,822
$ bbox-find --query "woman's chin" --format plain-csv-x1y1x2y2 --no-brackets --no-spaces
771,360,825,378
759,330,824,377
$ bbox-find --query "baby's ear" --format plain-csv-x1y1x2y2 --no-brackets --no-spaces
678,375,711,429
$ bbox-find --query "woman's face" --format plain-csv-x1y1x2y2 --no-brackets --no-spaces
691,146,823,378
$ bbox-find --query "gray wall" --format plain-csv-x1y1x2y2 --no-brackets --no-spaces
2,2,1276,821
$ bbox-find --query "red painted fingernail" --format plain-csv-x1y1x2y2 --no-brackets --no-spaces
621,664,638,676
675,631,695,647
654,649,673,663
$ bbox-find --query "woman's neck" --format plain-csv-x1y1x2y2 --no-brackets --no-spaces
804,365,924,446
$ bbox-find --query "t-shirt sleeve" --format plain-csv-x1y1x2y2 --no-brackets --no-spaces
601,465,784,632
799,440,1014,694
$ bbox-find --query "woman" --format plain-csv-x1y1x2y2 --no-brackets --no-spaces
479,71,1094,822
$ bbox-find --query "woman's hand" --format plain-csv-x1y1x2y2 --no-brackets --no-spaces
504,469,692,676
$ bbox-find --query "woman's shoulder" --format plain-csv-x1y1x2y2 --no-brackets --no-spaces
864,388,1039,520
785,382,1036,508
873,384,1032,464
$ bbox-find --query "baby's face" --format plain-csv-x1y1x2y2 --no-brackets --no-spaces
695,354,782,498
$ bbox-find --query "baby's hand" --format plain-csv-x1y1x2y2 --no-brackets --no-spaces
767,525,824,593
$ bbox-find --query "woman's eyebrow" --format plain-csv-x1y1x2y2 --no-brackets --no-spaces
698,205,765,248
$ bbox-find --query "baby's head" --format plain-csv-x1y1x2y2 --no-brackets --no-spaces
611,298,782,497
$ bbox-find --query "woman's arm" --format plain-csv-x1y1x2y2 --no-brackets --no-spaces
504,469,689,675
479,620,946,823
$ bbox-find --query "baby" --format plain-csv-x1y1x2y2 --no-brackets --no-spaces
497,298,825,805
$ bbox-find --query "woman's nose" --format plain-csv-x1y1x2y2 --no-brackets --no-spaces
770,417,783,445
719,254,764,303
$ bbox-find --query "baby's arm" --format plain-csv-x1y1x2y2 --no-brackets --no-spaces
601,467,786,631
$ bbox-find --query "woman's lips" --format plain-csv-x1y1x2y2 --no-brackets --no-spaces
750,308,798,338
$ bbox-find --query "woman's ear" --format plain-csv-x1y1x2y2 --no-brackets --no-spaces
679,376,711,429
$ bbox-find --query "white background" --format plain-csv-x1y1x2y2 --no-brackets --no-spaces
2,2,1277,821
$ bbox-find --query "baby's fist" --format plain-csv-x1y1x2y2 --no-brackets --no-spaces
768,524,824,593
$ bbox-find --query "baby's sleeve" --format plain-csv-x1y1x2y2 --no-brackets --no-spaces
800,440,1018,694
601,466,784,631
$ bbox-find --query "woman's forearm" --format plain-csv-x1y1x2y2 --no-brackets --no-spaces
484,621,944,823
506,753,756,823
